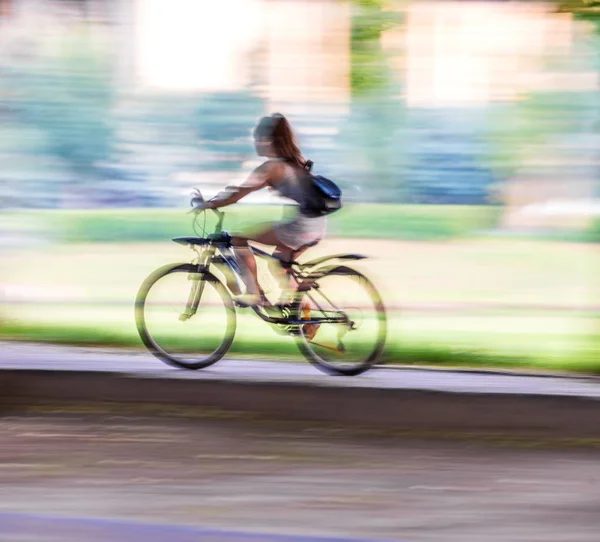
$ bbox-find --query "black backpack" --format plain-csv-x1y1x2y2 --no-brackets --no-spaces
300,160,342,217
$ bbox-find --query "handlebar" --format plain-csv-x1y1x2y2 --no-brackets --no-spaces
190,188,225,233
212,207,225,233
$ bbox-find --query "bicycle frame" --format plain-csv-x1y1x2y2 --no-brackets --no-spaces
173,208,362,326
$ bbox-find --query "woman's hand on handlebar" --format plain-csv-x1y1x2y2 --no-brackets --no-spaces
190,201,209,214
189,187,211,213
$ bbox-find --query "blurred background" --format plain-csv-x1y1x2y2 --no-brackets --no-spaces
0,0,599,372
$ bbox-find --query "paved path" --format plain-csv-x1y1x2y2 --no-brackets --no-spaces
0,412,599,542
2,342,600,540
1,341,599,398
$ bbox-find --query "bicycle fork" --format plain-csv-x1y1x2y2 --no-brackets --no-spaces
179,250,213,322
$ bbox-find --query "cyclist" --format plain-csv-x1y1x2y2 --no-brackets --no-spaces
191,113,326,331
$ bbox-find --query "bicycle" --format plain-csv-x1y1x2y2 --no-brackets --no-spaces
134,196,387,376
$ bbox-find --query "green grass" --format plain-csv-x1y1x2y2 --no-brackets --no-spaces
5,203,597,246
1,235,598,374
5,204,500,244
1,305,597,374
329,204,500,240
1,320,597,374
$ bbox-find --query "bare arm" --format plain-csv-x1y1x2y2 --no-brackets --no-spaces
207,161,281,209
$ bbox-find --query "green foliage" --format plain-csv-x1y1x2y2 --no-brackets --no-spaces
481,5,600,184
557,1,600,14
350,0,403,98
339,1,406,201
42,207,284,243
22,204,498,244
586,218,600,242
2,316,597,374
329,204,498,240
482,91,597,181
7,27,116,183
191,90,265,172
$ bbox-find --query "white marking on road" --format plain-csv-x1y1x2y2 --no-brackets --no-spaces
409,485,490,492
496,478,581,486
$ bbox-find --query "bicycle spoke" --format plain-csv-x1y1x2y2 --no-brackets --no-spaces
295,266,386,376
136,265,236,370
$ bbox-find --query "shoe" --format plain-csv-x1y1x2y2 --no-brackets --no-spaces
301,304,320,342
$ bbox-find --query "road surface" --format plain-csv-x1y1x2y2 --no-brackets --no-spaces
3,342,600,540
0,410,599,542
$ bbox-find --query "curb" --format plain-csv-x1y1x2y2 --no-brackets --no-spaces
372,363,600,381
2,369,600,440
3,340,599,382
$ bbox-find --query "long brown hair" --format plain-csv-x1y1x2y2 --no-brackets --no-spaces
253,113,306,167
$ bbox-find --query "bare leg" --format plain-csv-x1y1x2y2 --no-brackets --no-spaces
231,241,260,295
271,245,318,339
230,228,283,305
270,247,294,292
270,245,307,302
231,227,318,336
232,229,320,339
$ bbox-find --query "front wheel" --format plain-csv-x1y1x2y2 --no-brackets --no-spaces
295,265,387,376
135,263,236,370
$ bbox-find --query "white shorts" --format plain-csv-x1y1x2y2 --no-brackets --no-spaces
273,213,327,251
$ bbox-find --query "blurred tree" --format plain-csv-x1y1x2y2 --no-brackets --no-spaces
337,0,405,202
483,92,593,183
191,90,265,173
350,0,402,97
404,109,497,204
105,93,204,208
557,0,600,15
5,24,117,206
482,3,600,209
345,1,497,205
556,0,600,371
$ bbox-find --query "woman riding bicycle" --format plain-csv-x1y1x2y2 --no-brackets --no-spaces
191,113,327,310
136,114,386,374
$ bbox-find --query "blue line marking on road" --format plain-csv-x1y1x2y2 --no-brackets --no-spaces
0,512,407,542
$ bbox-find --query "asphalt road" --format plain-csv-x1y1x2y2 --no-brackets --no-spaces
1,410,599,542
3,342,600,540
0,512,396,542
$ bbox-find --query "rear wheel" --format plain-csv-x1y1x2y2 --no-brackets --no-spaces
135,263,236,370
295,265,387,376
